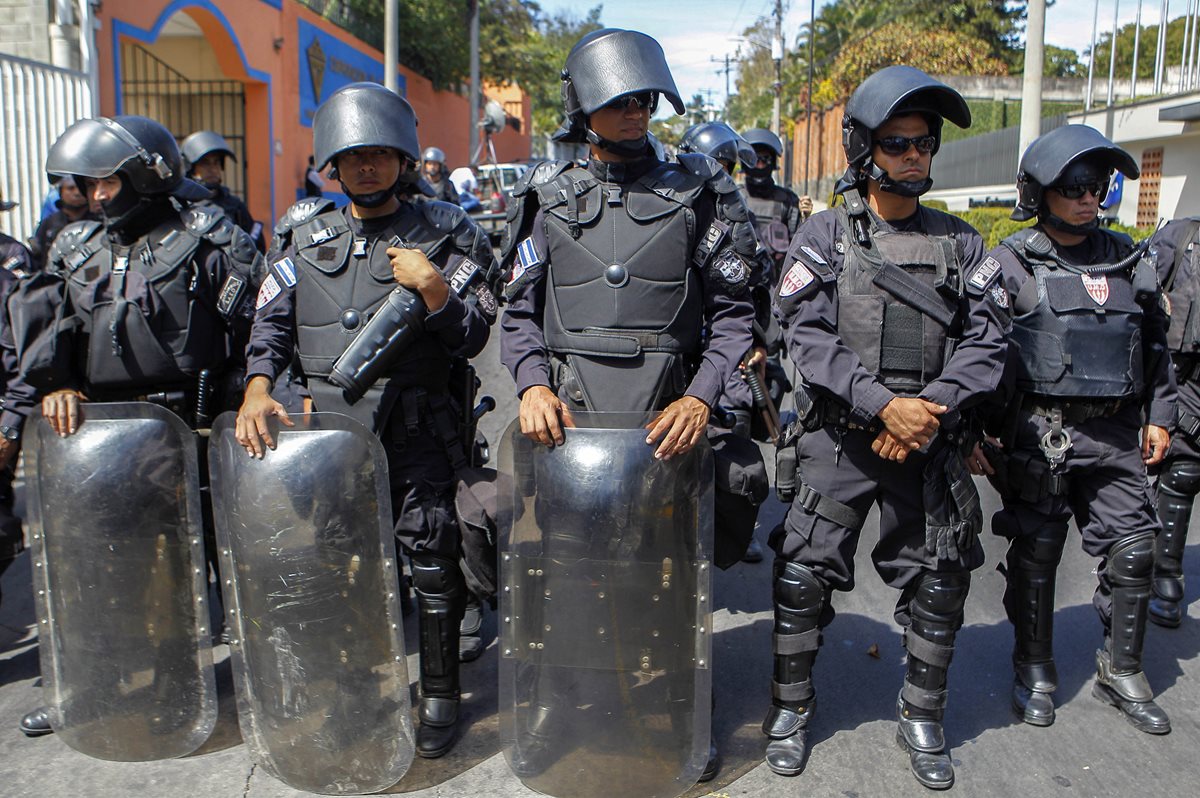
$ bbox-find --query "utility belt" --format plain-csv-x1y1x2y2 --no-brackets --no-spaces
88,367,221,429
1178,409,1200,443
1020,395,1132,425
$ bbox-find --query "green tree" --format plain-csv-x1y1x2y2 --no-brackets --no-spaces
1089,15,1195,82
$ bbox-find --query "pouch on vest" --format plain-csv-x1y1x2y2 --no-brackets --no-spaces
79,269,187,388
8,271,79,393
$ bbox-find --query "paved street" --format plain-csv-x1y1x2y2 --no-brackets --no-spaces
1,333,1198,797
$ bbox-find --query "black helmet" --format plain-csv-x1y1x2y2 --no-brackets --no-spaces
46,115,210,201
678,122,755,171
422,146,446,164
313,82,420,171
180,130,236,173
838,66,970,196
1013,124,1139,223
743,128,784,157
553,28,684,156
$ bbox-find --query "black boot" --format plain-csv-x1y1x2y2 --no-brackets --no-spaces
1150,459,1198,628
18,707,52,737
411,555,465,759
896,571,969,791
698,736,720,782
762,562,823,777
459,595,484,663
1093,534,1170,734
509,689,568,777
1003,526,1066,726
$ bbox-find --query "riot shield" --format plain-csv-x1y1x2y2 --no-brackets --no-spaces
498,412,714,798
208,412,413,795
26,402,215,760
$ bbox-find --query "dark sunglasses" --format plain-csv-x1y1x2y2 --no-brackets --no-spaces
874,135,937,156
600,91,656,112
1053,182,1107,200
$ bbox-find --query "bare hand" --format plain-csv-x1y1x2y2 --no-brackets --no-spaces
0,438,17,471
1142,424,1171,466
235,376,294,458
741,345,768,382
645,396,711,460
387,247,448,311
519,385,575,447
878,397,947,450
966,437,1001,475
871,430,911,462
42,389,86,437
799,195,814,218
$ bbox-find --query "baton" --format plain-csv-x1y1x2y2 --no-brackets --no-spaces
744,362,782,443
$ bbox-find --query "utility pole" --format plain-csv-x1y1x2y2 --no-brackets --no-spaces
772,0,784,137
1107,0,1120,105
804,0,814,195
384,0,398,93
1085,0,1100,110
469,0,480,165
1132,0,1143,100
1020,0,1046,161
711,53,734,110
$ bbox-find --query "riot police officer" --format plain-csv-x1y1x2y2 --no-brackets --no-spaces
181,130,265,250
741,127,811,270
500,28,762,783
421,147,460,204
768,66,1007,789
970,125,1173,736
17,114,262,736
28,176,100,271
677,121,774,562
236,82,498,759
1147,216,1200,627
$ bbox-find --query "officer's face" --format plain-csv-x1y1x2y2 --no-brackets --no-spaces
337,147,401,194
872,114,932,183
588,96,650,143
193,153,225,187
423,160,441,179
1045,181,1102,226
59,181,87,210
86,175,123,204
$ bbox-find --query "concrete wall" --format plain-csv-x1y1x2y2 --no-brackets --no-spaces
0,0,50,63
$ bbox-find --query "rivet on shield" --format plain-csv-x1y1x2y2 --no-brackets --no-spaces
194,568,202,575
652,595,659,602
527,568,535,576
388,592,395,599
503,554,511,561
199,627,207,634
528,642,537,650
544,625,552,632
37,590,44,596
226,579,232,585
345,625,353,633
700,594,707,602
661,581,670,589
536,569,544,576
34,561,40,567
504,616,511,623
505,649,513,656
652,630,660,637
700,626,707,634
197,597,204,603
392,624,398,630
536,643,544,650
40,619,47,625
698,659,706,667
598,591,605,599
543,589,551,597
598,627,605,635
32,534,39,540
223,549,230,555
504,586,511,592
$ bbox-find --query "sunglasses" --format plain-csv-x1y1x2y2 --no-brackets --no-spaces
600,92,656,112
1053,182,1107,200
874,135,937,156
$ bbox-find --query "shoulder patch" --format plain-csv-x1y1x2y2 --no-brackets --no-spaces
968,256,1002,290
255,273,282,310
988,282,1009,309
799,245,827,267
511,237,542,283
273,256,297,287
780,261,816,297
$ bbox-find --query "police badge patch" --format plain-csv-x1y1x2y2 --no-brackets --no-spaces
709,250,749,294
988,282,1009,309
780,261,815,297
474,283,498,317
1081,274,1109,305
255,273,281,309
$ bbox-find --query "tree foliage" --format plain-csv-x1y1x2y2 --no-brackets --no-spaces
1089,15,1196,80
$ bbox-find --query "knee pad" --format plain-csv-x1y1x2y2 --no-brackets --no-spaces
774,561,825,629
1012,525,1069,571
1108,534,1154,586
910,571,970,624
1159,457,1200,498
411,553,466,602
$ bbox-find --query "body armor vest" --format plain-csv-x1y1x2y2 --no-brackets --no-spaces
1162,218,1200,356
1003,228,1145,399
537,162,707,412
49,210,233,390
835,204,964,396
745,185,792,257
284,201,458,431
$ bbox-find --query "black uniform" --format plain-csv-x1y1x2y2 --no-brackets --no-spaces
0,236,36,589
426,177,459,205
28,208,98,271
1148,218,1200,627
208,185,265,252
744,180,803,270
245,196,496,740
985,225,1174,729
500,154,765,566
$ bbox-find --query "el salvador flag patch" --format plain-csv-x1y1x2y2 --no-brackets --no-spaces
510,236,542,283
273,256,297,287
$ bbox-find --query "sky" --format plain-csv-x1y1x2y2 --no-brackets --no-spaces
535,0,1184,113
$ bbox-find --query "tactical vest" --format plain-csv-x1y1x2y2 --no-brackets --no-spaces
835,201,964,396
744,185,792,257
48,204,255,390
1161,218,1200,356
536,162,707,412
1002,228,1145,399
280,199,465,431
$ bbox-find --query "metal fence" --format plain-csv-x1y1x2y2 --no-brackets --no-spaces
0,52,93,245
932,113,1069,191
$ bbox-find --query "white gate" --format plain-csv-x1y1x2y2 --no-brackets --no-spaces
0,52,93,245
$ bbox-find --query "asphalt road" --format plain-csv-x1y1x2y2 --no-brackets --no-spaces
1,332,1198,797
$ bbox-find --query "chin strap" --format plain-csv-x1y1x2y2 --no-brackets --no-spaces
340,178,400,209
865,161,933,198
1040,211,1100,236
585,129,651,159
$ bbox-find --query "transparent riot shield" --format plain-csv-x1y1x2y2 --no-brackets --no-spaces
208,412,413,795
26,402,215,761
498,412,714,798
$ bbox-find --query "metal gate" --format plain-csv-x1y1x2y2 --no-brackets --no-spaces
119,43,248,204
